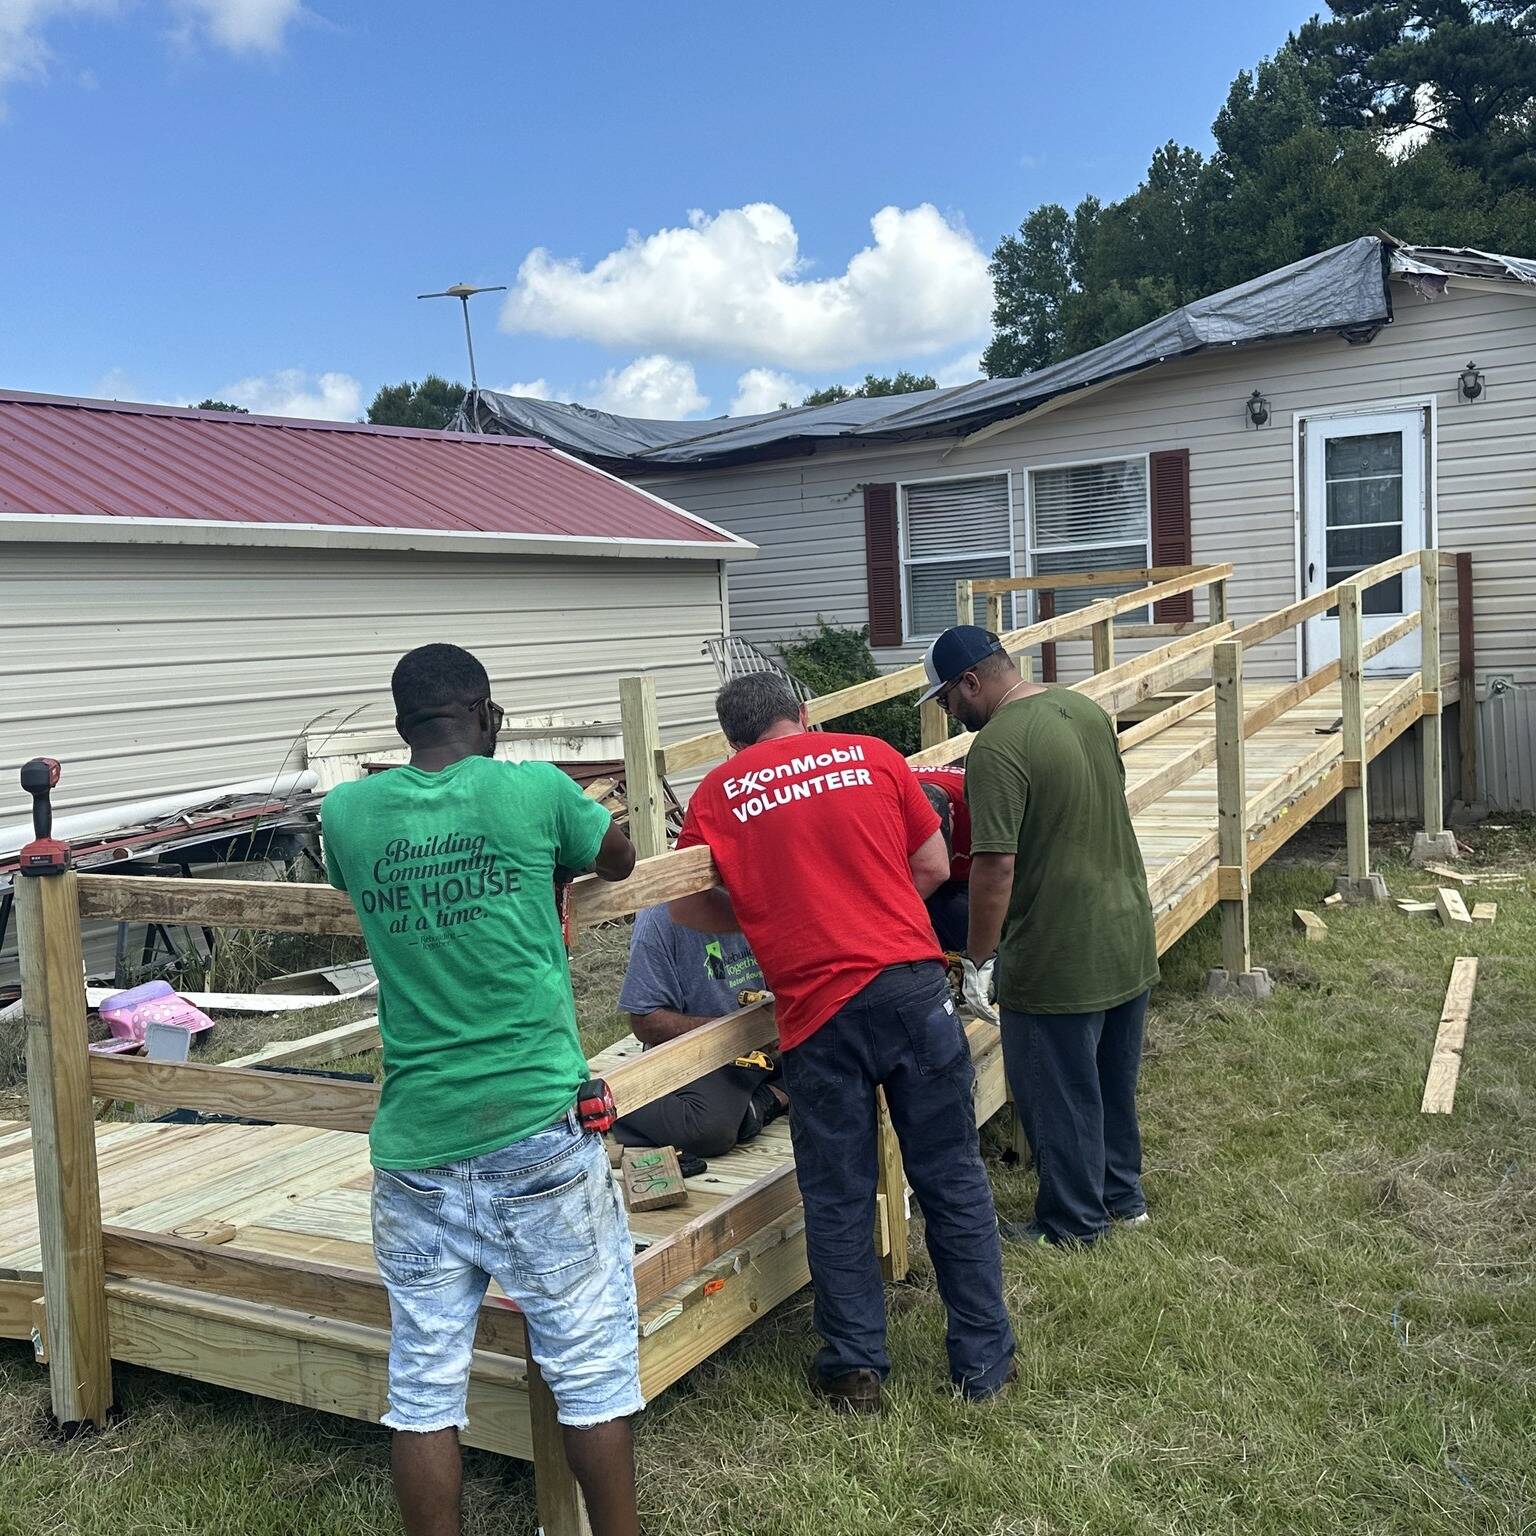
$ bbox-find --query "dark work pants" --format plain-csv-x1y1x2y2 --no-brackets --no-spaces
923,879,970,952
613,1062,769,1159
1000,990,1150,1244
781,961,1015,1394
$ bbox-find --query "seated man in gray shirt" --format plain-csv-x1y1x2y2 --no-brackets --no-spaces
612,905,787,1160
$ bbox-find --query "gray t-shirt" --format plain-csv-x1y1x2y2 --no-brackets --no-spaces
619,905,764,1019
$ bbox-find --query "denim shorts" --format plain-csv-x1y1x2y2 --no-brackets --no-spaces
371,1110,643,1432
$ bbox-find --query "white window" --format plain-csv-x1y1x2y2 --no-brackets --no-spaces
899,473,1013,640
1027,458,1151,614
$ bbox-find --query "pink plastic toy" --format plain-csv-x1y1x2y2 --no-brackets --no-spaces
95,980,215,1046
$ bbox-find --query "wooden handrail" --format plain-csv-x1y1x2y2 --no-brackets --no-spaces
968,564,1205,595
661,563,1233,774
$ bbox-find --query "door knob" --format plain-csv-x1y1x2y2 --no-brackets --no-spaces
1307,560,1316,582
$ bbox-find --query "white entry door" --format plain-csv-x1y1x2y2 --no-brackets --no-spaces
1302,408,1427,674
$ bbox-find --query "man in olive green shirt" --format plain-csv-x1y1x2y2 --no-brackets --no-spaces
917,626,1159,1246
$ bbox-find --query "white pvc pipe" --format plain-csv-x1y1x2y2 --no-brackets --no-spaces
0,770,318,861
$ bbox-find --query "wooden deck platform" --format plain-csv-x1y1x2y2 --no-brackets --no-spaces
0,1024,1007,1458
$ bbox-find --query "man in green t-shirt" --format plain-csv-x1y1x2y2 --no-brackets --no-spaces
918,626,1159,1247
322,644,641,1536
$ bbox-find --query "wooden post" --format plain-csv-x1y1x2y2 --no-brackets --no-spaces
527,1356,592,1536
1091,618,1115,675
984,592,1005,636
1419,549,1445,837
955,578,974,627
1207,577,1228,626
1338,583,1371,880
16,871,112,1431
619,675,667,861
1212,641,1251,977
919,700,948,751
875,1088,908,1282
1456,552,1478,805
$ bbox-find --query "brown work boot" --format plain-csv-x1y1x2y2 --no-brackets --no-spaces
809,1366,882,1415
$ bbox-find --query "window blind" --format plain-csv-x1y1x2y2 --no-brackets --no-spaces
1030,460,1148,547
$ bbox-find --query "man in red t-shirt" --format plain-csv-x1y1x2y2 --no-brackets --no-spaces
912,764,972,951
670,673,1015,1413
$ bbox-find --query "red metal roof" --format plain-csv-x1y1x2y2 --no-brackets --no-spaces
0,390,742,552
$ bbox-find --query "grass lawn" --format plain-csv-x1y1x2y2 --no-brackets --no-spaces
2,823,1533,1535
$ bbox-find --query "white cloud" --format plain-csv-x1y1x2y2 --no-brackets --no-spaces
167,0,304,53
492,378,555,400
729,368,801,416
934,349,984,388
0,1,114,110
502,202,993,372
586,355,707,419
219,368,363,419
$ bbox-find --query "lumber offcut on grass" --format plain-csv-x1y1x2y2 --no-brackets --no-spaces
1435,887,1473,928
1422,957,1479,1114
1292,909,1327,942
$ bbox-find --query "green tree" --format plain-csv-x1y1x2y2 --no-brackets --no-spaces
366,376,467,429
799,371,938,408
1296,1,1536,190
193,399,247,412
984,3,1536,378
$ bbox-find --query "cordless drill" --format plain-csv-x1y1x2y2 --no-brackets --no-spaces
19,759,70,876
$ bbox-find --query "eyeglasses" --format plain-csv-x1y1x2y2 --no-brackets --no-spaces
472,697,506,734
936,677,967,717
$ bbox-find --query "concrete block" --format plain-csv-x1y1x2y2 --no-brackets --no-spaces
1205,967,1275,1000
1410,830,1460,867
1333,873,1390,905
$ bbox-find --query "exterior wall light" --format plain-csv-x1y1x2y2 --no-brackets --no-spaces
1245,389,1271,428
1457,361,1484,403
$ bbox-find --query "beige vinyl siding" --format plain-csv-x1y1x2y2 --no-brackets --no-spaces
641,277,1536,690
0,543,728,828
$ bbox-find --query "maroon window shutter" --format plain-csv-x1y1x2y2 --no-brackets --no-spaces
1148,448,1193,622
863,483,903,648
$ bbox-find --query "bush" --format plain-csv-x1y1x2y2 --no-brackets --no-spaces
779,620,919,755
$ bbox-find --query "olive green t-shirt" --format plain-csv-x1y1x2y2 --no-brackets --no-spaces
965,688,1159,1015
321,755,611,1170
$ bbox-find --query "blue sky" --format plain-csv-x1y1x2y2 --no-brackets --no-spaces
1,1,1319,421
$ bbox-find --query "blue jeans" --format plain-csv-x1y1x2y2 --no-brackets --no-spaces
1000,990,1150,1244
371,1111,643,1431
781,961,1015,1396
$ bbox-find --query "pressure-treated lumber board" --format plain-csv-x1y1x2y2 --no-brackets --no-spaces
621,1147,688,1212
633,1160,801,1310
1225,550,1420,655
90,1056,380,1133
223,1016,381,1071
528,1357,592,1536
1419,550,1446,837
1119,687,1214,751
1435,887,1473,928
1421,957,1478,1114
100,1226,527,1356
1471,902,1497,924
16,871,113,1430
101,1280,532,1458
619,675,667,861
604,1001,775,1118
77,873,362,934
1293,910,1327,942
1422,864,1470,886
662,566,1232,773
969,564,1204,593
910,619,1235,770
875,1087,909,1282
568,845,716,931
0,1276,41,1341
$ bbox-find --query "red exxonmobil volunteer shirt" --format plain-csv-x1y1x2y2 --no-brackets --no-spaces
676,731,943,1051
912,765,972,882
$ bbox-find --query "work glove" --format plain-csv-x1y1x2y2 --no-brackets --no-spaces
960,955,999,1025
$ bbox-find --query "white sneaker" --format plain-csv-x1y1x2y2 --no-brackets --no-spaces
1118,1211,1151,1228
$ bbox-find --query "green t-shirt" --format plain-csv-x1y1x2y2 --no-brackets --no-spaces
965,688,1159,1015
321,755,611,1169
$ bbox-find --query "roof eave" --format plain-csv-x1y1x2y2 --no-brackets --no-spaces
0,512,757,562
